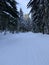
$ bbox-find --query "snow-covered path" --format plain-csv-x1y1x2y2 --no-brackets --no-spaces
0,32,49,65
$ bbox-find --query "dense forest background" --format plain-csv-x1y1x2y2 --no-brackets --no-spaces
0,0,49,34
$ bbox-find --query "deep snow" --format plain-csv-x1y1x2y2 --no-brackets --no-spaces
0,32,49,65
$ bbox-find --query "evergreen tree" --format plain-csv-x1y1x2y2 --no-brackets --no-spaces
27,0,49,34
19,8,25,31
27,0,41,32
0,0,19,33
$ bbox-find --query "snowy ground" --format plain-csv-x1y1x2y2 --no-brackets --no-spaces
0,32,49,65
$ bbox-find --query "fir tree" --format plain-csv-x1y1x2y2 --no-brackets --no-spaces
0,0,19,33
27,0,49,34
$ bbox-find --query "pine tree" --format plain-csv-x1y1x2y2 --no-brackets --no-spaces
27,0,41,32
0,0,19,33
27,0,49,34
19,8,25,31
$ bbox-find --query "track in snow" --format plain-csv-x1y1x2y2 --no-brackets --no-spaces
0,32,49,65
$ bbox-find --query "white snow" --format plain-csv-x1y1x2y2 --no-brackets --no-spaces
0,32,49,65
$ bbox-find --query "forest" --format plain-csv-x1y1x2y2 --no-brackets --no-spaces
0,0,49,65
0,0,49,34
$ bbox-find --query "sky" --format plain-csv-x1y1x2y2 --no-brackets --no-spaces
16,0,30,14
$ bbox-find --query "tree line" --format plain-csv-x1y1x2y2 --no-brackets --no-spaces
0,0,49,34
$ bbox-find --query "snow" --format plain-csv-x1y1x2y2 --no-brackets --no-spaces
0,32,49,65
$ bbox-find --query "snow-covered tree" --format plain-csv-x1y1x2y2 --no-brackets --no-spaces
0,0,19,33
23,14,31,31
27,0,49,34
19,8,24,31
